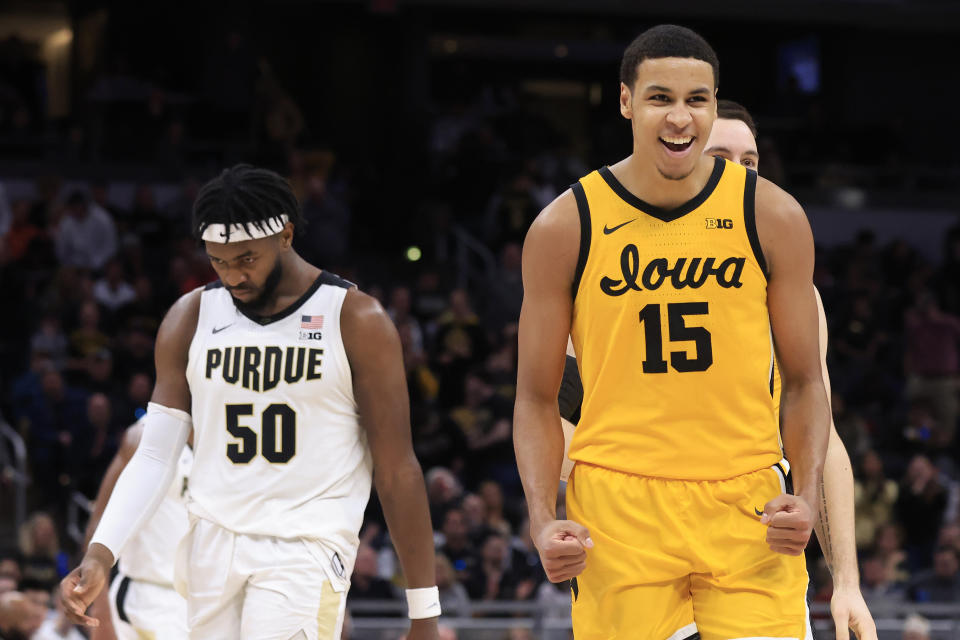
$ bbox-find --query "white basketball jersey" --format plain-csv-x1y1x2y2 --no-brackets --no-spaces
119,440,193,586
185,272,372,571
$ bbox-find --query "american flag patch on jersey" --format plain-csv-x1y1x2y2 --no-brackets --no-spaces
300,315,324,329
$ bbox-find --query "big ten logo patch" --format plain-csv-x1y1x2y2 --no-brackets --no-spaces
705,218,734,229
299,330,323,341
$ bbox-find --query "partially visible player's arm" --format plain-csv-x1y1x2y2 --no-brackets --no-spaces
812,290,878,640
83,425,144,551
341,290,438,638
82,425,143,640
515,191,592,582
60,290,199,627
756,178,830,555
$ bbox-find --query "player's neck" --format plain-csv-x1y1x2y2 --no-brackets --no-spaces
257,253,322,317
613,154,715,210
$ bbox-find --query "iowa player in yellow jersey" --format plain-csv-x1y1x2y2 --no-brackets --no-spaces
514,25,831,640
556,100,877,640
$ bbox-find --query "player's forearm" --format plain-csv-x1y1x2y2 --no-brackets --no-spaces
814,426,859,588
87,587,118,640
514,395,564,533
375,458,436,589
780,378,830,504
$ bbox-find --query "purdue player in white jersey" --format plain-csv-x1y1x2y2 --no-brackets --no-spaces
555,101,877,640
61,165,440,640
82,421,192,640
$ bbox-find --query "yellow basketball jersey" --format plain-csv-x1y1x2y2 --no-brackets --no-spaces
569,157,779,480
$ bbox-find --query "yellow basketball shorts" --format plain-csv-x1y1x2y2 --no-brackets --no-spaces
566,462,811,640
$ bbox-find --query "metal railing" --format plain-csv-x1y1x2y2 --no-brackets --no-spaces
66,491,93,546
0,418,28,534
346,600,960,640
452,225,497,291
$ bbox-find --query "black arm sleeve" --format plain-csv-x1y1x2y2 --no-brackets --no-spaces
557,355,583,425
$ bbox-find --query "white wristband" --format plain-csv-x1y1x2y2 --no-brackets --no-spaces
405,586,441,619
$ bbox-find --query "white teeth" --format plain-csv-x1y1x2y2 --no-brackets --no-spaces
661,136,693,144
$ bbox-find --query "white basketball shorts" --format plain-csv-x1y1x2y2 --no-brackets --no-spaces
174,516,349,640
108,572,189,640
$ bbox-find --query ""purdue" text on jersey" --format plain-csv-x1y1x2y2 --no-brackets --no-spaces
205,346,323,392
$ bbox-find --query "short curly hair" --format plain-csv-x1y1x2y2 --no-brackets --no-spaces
620,24,719,90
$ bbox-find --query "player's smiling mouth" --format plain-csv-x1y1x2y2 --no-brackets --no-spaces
660,135,695,153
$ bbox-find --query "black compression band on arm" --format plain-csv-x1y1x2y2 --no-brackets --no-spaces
558,355,583,424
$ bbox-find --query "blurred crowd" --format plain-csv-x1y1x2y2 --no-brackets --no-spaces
1,160,959,638
2,14,960,640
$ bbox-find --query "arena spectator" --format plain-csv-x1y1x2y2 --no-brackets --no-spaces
70,348,117,397
435,552,471,618
872,523,910,586
300,173,352,268
907,546,960,603
92,259,136,312
73,393,116,496
112,371,153,425
464,532,521,603
0,591,46,639
388,286,426,361
1,198,42,265
0,553,20,595
17,577,50,611
904,291,960,446
15,369,88,503
461,493,494,545
66,301,110,364
478,480,512,537
938,225,960,315
451,372,516,489
854,449,899,549
348,543,399,617
438,508,476,583
113,326,156,382
17,513,64,594
859,555,905,609
425,467,463,528
114,275,163,335
482,243,523,333
29,316,68,371
902,613,931,640
896,455,949,570
53,191,117,271
31,594,86,640
434,290,489,406
509,518,544,598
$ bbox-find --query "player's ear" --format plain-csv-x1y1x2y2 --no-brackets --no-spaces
619,82,633,119
280,222,294,249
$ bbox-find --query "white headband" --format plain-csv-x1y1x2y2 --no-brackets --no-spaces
201,214,290,243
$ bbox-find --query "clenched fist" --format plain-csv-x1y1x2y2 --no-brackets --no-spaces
760,494,815,556
533,519,593,583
